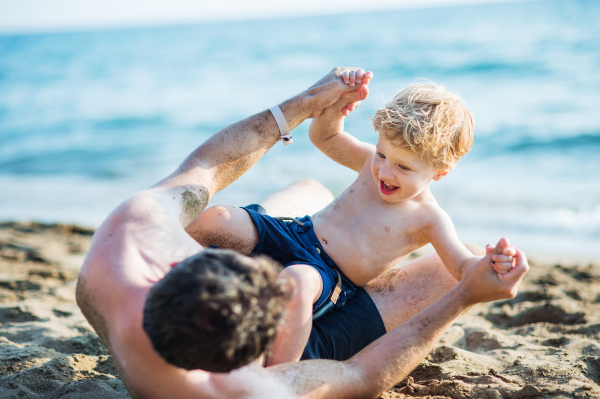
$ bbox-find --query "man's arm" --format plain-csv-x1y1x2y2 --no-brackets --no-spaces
146,68,372,227
271,240,529,399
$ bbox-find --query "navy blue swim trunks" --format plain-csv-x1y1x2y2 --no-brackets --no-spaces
301,287,387,361
242,206,358,320
242,205,386,361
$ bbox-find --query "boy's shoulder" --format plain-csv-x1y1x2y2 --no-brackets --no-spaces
408,198,452,231
353,143,376,170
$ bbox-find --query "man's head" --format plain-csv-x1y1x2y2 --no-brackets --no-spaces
370,81,474,202
143,248,291,372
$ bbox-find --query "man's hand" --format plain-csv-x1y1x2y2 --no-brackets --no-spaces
305,67,373,118
459,237,529,306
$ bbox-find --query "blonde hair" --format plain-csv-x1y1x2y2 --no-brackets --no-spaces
372,81,474,169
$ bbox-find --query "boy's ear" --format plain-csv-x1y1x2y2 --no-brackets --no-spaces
433,169,450,181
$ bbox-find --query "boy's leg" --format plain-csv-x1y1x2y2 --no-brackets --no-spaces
257,179,334,218
186,205,258,255
266,264,324,366
365,243,485,332
186,179,333,251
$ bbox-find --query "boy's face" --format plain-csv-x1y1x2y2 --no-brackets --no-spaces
371,133,448,203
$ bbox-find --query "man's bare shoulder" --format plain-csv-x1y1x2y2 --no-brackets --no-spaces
209,359,361,399
77,188,204,327
76,189,212,398
82,189,201,270
204,362,301,399
78,189,203,323
76,191,179,327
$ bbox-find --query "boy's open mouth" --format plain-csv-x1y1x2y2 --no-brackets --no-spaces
380,180,399,195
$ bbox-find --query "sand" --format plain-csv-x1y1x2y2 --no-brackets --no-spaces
0,222,598,399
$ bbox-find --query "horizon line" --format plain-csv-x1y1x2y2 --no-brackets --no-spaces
0,0,541,36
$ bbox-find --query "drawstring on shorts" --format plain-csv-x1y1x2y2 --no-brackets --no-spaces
276,216,304,227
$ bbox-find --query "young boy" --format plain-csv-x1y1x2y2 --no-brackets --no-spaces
191,70,516,366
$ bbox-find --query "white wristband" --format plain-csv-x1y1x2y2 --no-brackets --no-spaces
269,106,293,146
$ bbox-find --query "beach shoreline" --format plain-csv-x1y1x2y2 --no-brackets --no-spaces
0,221,598,398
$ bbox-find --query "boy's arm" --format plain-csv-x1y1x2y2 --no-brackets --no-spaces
308,76,374,173
425,207,515,281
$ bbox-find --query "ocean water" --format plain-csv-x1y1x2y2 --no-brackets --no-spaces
1,0,599,259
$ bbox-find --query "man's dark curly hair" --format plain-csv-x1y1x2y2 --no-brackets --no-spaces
143,248,291,372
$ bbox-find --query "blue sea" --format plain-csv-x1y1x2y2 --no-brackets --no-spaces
1,0,599,259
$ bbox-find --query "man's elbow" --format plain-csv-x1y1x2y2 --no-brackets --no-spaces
339,360,382,399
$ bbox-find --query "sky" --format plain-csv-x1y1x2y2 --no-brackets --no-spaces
0,0,538,34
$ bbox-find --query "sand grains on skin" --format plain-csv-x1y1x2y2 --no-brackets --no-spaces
0,222,599,398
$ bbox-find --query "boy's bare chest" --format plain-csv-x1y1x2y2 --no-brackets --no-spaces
312,175,430,281
343,182,423,241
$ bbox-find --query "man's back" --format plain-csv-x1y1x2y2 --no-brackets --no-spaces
77,191,202,397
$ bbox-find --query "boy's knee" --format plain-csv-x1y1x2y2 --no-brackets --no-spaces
296,179,334,202
296,178,324,189
296,179,331,194
200,205,235,229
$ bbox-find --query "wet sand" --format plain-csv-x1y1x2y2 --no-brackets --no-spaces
0,222,598,398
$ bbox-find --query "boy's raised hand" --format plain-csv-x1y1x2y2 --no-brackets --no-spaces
339,69,373,116
315,80,370,120
340,69,373,87
485,238,517,275
306,67,373,118
308,70,373,173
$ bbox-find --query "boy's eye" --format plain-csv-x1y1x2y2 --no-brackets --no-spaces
376,152,386,159
399,165,410,171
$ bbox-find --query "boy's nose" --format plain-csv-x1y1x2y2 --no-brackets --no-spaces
378,165,394,181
